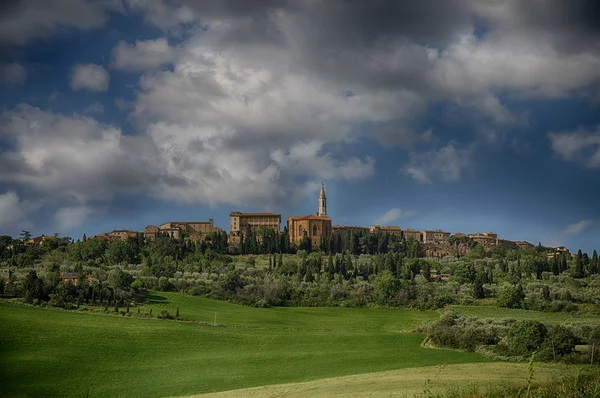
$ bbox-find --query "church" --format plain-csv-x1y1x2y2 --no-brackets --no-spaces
287,183,332,248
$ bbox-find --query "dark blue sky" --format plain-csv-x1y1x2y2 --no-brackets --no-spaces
1,0,600,253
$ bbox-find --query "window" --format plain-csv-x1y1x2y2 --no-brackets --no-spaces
313,225,318,236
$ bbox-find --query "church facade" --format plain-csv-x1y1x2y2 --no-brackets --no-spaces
287,183,332,248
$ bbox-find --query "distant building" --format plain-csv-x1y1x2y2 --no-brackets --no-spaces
334,225,370,236
514,241,534,249
59,273,98,286
288,184,332,248
498,239,519,250
24,235,52,246
403,228,421,242
107,230,138,241
422,229,451,244
158,220,221,241
229,213,281,235
468,232,499,247
370,225,402,236
144,225,160,240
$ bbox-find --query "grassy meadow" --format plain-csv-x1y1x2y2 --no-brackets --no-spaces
141,291,440,332
184,363,569,398
0,297,486,398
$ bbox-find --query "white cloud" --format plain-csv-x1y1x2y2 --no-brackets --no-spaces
0,63,27,85
55,205,94,231
403,143,473,184
111,38,180,71
564,220,596,235
0,191,26,229
0,104,158,205
70,64,110,92
0,0,123,45
373,208,415,225
547,124,600,168
124,0,195,34
430,30,600,99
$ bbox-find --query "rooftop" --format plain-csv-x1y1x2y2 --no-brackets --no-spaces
230,212,281,217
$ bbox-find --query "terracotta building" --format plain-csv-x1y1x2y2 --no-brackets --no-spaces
288,183,332,248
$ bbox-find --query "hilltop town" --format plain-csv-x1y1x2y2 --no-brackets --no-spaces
21,184,570,259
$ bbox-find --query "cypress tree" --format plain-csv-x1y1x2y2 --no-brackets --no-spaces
591,250,599,275
574,249,584,278
176,307,180,320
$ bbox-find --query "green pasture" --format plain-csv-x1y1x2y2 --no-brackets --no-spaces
140,291,439,332
0,299,486,398
185,362,569,398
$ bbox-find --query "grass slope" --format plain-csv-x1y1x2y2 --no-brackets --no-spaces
141,292,439,332
0,298,485,398
181,363,567,398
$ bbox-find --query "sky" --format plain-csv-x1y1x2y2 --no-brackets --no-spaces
1,0,600,253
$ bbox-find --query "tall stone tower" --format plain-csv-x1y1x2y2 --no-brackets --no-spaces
317,182,327,217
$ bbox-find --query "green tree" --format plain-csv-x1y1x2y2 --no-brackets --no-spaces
573,249,584,278
498,284,524,309
507,320,548,356
20,230,32,242
591,250,599,275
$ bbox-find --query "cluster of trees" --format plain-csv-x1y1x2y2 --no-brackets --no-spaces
8,267,134,311
230,225,419,256
2,230,600,314
423,309,600,364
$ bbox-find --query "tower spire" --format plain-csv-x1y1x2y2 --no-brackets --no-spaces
318,182,327,217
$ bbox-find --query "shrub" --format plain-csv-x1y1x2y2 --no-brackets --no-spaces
506,320,548,356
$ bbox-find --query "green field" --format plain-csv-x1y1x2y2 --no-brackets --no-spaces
141,291,439,332
0,296,486,398
184,363,568,398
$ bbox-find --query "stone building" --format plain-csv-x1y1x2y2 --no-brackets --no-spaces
369,225,402,236
228,212,281,246
143,220,221,241
144,225,160,240
288,183,332,248
422,229,451,244
515,241,534,249
229,212,281,234
108,230,138,241
468,232,499,247
24,235,52,246
403,228,421,241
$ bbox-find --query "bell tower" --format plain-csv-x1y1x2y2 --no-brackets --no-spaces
317,182,327,217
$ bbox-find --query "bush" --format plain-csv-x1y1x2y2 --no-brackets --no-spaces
158,310,175,320
506,320,548,356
